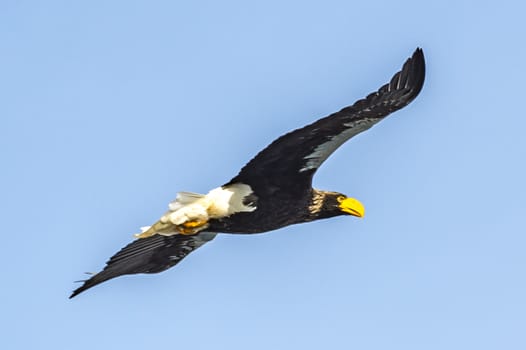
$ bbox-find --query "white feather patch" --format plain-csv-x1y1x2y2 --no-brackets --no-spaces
168,192,205,211
161,183,256,226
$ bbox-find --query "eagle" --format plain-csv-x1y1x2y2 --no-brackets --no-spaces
70,48,425,298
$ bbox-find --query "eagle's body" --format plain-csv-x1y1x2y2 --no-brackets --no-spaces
70,48,426,298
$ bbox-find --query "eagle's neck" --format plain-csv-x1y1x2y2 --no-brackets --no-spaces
306,189,342,221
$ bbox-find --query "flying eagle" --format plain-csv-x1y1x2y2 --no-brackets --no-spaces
70,48,425,298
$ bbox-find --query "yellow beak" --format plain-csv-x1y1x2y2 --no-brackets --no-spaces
339,197,365,218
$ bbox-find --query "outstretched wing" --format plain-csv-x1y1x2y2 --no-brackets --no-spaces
69,232,217,298
228,48,425,198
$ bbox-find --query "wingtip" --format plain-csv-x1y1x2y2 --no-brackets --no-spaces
413,48,425,71
69,288,82,299
69,271,109,299
69,282,90,299
406,47,426,99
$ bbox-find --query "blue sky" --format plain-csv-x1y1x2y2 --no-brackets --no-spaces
2,1,525,349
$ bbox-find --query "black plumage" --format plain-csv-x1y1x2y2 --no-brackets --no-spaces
70,232,216,298
210,48,425,233
70,48,425,298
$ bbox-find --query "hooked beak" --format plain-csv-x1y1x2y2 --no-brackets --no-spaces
338,197,365,218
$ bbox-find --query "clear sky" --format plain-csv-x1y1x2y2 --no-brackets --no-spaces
2,1,525,349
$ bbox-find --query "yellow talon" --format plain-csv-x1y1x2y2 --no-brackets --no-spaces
177,219,209,235
182,220,208,228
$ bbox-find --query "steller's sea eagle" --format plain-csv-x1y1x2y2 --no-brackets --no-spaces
70,48,425,298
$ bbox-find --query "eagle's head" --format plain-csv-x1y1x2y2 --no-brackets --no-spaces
309,190,365,220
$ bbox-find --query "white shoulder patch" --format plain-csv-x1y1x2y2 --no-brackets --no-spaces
207,183,256,217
